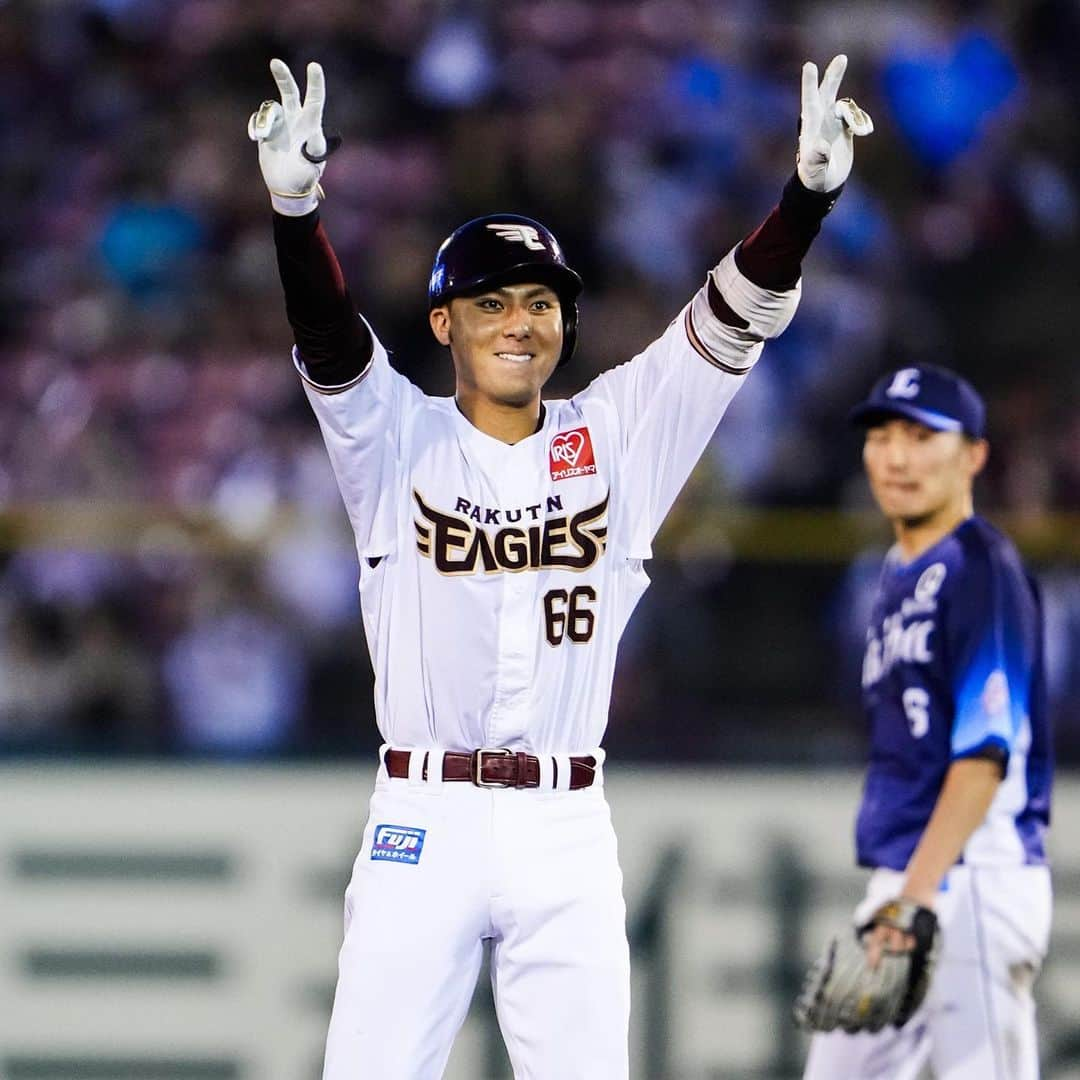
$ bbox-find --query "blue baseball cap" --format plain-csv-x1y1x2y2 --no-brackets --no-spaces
848,364,986,438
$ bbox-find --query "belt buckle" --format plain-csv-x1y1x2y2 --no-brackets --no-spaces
472,747,514,788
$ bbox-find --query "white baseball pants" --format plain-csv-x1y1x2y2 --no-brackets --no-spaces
321,755,630,1079
803,864,1052,1080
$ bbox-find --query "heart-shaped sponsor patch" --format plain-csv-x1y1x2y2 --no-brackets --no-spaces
551,431,585,466
549,427,597,481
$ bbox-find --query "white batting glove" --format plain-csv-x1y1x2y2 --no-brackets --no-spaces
797,54,873,194
248,58,332,216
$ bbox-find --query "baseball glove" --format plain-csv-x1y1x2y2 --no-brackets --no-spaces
793,898,940,1034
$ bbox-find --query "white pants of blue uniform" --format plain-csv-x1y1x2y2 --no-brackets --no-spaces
321,753,630,1079
804,864,1052,1080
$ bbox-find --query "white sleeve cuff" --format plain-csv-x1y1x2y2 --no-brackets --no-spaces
684,302,763,374
710,247,802,341
292,345,372,395
685,247,801,373
290,313,380,395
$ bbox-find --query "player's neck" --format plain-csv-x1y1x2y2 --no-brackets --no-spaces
891,498,974,563
454,393,545,445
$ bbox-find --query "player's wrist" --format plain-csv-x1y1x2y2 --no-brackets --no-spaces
779,172,842,228
270,185,323,217
272,205,320,230
899,884,938,910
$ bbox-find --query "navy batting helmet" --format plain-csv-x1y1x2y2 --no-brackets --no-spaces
428,213,583,366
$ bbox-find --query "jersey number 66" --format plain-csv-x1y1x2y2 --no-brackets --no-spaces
544,587,597,646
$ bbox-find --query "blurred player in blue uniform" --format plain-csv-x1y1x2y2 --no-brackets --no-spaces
804,365,1052,1079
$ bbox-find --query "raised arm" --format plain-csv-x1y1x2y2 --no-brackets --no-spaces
250,59,372,386
584,56,872,557
249,60,414,558
699,54,875,337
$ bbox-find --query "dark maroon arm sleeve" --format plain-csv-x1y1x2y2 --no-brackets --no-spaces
704,173,841,329
735,173,841,290
272,209,373,386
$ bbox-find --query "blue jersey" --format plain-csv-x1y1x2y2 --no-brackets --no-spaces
855,515,1051,871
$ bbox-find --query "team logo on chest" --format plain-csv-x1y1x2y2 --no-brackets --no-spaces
549,427,597,481
413,490,608,575
862,564,948,687
862,612,935,688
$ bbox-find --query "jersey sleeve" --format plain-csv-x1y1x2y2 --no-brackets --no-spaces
294,320,416,558
946,546,1040,767
578,247,800,558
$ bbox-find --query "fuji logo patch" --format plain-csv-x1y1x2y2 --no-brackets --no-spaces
371,824,426,865
549,427,597,481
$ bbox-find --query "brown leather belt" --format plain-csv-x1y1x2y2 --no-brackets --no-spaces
384,748,597,790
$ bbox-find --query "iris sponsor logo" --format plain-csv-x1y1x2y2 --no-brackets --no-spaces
371,825,426,865
549,427,597,481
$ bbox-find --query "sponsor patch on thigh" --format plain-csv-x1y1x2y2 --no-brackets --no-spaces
371,824,426,865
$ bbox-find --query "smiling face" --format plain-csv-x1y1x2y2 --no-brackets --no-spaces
862,417,988,534
429,282,563,419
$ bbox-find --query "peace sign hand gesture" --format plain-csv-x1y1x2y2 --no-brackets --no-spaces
797,54,873,194
248,59,336,216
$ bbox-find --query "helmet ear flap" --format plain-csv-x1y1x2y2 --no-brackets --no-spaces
558,298,578,367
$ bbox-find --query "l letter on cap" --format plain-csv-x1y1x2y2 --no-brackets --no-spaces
886,369,921,399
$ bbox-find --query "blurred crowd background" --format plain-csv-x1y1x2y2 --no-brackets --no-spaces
0,0,1077,761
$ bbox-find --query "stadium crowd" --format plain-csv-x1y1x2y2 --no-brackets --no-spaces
1,0,1077,758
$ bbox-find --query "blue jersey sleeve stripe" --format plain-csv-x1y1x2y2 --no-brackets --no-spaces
951,733,1010,768
949,539,1031,757
951,654,1019,756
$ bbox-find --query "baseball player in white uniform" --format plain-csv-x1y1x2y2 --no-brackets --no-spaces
249,54,872,1079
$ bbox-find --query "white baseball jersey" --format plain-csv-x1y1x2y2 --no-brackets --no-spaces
297,248,798,756
306,244,802,1080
